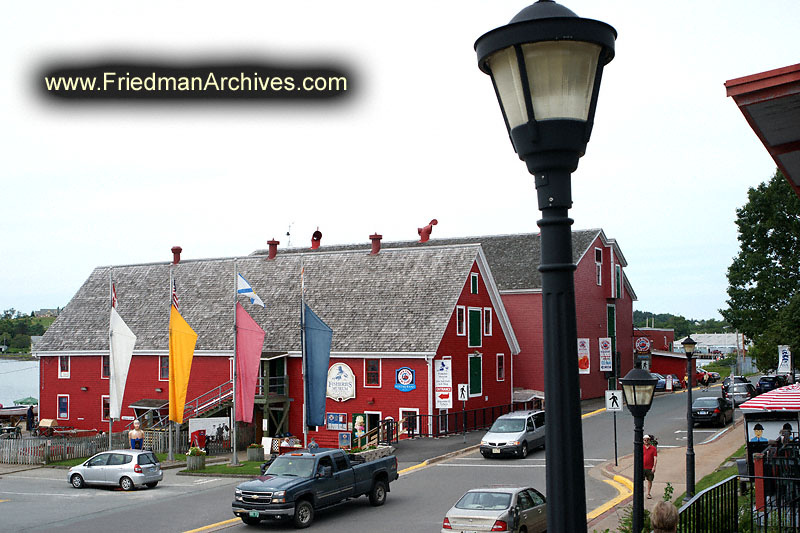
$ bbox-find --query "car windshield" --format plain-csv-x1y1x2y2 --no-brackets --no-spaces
265,457,315,478
693,398,718,408
455,491,512,510
489,419,525,433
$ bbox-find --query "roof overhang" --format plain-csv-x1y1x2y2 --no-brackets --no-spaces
725,63,800,198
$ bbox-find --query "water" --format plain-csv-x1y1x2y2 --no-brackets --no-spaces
0,358,39,407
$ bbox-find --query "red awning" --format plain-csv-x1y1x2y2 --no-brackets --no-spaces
740,383,800,411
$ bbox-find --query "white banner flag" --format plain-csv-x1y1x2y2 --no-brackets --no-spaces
778,345,792,374
110,307,137,420
599,337,613,372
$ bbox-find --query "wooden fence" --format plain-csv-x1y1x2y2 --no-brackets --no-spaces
0,433,128,465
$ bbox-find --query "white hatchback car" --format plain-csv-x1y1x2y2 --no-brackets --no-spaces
67,449,162,491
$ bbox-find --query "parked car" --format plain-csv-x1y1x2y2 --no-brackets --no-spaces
442,485,546,533
722,375,750,395
67,449,162,490
723,382,757,405
691,397,733,427
480,410,545,458
709,371,721,382
654,373,682,391
756,375,785,395
232,448,398,528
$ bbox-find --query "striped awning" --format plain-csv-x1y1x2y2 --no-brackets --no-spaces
740,383,800,411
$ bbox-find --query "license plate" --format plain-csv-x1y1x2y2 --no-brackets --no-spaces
249,511,259,518
698,411,707,415
492,448,501,454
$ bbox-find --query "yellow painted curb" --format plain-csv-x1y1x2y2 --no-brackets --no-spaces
183,518,239,532
613,474,633,492
582,407,606,418
399,460,429,475
586,478,632,520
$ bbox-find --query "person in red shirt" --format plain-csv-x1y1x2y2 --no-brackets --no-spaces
643,434,658,499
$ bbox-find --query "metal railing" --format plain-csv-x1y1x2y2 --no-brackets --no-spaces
396,401,540,439
678,473,800,532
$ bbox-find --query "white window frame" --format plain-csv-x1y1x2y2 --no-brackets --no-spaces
159,355,169,381
364,359,381,388
496,353,505,381
101,395,110,422
470,272,479,294
59,355,70,379
456,305,466,336
469,351,483,397
101,355,110,380
364,410,382,435
483,308,493,336
399,408,419,436
57,394,69,420
595,247,603,286
468,307,483,348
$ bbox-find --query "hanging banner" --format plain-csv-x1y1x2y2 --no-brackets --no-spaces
778,345,792,374
599,337,613,372
578,338,590,374
435,358,452,409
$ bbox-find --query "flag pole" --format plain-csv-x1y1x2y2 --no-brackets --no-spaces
167,267,174,462
108,269,113,450
231,260,240,466
301,260,308,448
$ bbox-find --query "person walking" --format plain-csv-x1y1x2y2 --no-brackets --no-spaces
643,434,658,499
26,405,34,432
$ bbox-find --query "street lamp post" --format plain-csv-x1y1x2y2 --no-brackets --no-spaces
682,335,697,502
475,2,616,531
620,367,658,533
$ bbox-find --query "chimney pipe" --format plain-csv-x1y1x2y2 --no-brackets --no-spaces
417,219,438,243
267,239,280,260
171,246,182,264
369,233,382,255
311,228,322,250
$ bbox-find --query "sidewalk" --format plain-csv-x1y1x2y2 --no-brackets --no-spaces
587,413,745,532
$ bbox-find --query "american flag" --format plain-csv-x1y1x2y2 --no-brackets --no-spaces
171,279,179,310
111,283,117,309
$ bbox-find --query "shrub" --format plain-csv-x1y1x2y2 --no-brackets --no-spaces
248,443,263,448
186,446,206,456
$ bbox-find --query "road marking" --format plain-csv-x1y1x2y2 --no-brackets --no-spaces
184,518,239,532
0,491,81,497
193,478,220,485
436,463,596,468
0,499,8,503
6,475,66,481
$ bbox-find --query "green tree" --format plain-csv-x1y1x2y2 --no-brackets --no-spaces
722,170,800,370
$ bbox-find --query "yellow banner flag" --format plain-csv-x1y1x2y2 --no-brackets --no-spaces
169,305,197,424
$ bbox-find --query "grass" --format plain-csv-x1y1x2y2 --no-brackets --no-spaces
673,443,747,503
186,460,263,476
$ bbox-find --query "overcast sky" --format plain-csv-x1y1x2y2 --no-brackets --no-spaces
2,1,797,321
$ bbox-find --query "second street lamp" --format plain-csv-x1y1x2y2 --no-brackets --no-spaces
475,1,616,532
620,367,658,533
682,335,698,501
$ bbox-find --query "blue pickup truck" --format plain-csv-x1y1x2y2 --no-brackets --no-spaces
232,448,399,528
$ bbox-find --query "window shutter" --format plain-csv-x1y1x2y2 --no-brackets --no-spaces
468,309,482,347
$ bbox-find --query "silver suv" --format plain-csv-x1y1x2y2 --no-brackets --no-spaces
480,410,545,458
441,485,547,533
67,449,162,491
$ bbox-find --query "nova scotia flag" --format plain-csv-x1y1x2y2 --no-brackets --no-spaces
237,274,266,308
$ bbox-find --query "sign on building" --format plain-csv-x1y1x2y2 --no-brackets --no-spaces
599,337,613,372
578,338,590,374
327,362,356,402
435,358,452,409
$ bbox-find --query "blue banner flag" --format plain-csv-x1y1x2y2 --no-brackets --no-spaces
304,303,332,427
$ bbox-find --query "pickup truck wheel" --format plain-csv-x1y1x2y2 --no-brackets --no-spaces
369,480,387,506
240,516,261,526
293,500,314,529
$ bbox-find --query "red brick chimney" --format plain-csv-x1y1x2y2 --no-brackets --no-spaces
267,239,280,260
418,219,438,243
171,246,182,264
311,228,322,250
369,233,382,255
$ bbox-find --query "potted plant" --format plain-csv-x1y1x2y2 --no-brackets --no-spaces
247,443,265,462
186,446,206,470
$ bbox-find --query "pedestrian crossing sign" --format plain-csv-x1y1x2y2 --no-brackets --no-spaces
605,390,622,411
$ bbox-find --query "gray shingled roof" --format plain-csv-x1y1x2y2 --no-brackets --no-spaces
253,230,602,291
36,245,483,355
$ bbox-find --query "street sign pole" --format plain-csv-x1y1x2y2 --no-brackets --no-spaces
605,389,622,466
